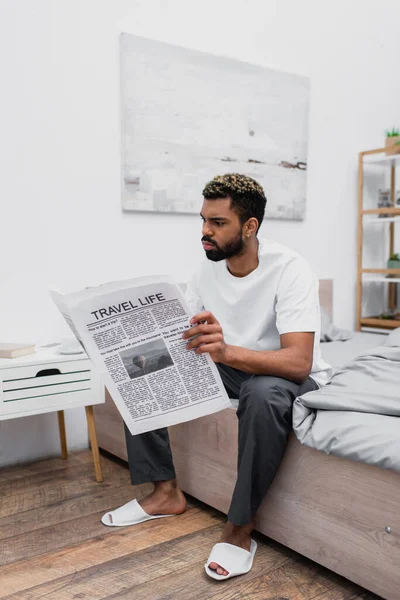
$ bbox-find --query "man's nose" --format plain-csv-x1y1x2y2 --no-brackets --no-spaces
202,222,213,237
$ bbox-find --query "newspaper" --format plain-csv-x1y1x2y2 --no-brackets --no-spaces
50,275,231,435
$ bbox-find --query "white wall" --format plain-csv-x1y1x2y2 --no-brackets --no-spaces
1,0,399,466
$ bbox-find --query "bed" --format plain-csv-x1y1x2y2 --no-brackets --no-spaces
319,331,387,368
94,280,400,600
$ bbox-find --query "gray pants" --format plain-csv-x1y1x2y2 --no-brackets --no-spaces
124,364,318,526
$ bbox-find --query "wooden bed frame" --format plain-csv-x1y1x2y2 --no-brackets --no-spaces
94,280,400,600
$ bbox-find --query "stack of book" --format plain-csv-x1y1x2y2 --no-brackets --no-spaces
0,343,36,359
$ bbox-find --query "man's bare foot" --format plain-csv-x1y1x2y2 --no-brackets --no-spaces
208,520,254,576
109,479,186,524
139,479,187,516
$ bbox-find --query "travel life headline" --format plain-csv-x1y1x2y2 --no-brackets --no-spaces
90,293,166,321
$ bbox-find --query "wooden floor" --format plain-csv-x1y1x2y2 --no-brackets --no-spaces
0,450,382,600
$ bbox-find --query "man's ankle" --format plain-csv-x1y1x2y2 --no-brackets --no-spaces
153,479,179,493
224,520,254,536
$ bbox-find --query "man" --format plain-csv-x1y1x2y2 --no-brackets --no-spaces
102,173,332,581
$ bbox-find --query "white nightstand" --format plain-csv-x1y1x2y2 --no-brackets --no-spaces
0,347,105,482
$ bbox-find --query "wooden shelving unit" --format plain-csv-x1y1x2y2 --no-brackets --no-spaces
356,148,400,331
360,317,399,329
362,268,400,275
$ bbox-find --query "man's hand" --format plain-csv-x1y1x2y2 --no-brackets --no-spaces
183,311,227,363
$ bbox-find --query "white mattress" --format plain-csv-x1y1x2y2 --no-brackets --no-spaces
320,332,387,370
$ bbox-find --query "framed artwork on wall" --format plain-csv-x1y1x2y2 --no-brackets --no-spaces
120,34,310,221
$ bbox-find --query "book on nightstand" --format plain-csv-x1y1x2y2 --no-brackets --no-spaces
0,343,36,359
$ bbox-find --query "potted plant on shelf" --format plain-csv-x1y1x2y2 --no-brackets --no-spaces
379,308,400,321
387,252,400,274
385,128,400,155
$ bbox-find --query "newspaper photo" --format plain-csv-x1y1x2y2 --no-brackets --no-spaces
50,275,231,435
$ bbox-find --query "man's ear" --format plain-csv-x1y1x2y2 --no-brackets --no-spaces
244,217,259,237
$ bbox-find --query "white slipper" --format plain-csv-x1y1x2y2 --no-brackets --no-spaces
101,498,174,527
205,539,257,580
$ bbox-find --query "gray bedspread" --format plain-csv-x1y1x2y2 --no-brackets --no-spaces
293,341,400,473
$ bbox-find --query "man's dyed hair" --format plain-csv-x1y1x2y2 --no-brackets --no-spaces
202,173,267,232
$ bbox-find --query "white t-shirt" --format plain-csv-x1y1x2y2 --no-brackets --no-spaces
185,238,332,387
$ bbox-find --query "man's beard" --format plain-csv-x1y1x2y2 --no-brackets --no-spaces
202,232,244,262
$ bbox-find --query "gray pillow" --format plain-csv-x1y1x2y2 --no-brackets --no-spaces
385,327,400,347
320,308,353,342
